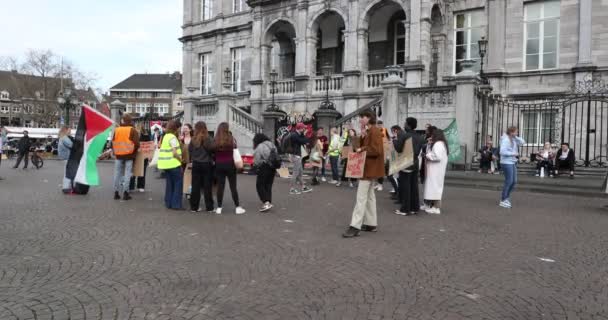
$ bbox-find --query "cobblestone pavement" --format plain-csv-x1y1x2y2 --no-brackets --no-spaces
1,161,608,320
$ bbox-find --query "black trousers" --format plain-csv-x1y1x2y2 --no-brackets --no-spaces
129,159,148,190
536,160,554,175
399,170,420,213
556,159,574,173
216,163,239,208
256,165,276,203
190,162,214,211
14,151,28,168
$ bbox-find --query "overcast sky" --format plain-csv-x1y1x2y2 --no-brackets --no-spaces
0,0,183,92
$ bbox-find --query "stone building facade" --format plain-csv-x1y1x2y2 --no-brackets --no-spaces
180,0,608,161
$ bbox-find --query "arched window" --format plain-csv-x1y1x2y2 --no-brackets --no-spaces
0,91,9,100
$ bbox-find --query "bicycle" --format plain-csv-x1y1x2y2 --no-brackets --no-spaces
30,148,44,169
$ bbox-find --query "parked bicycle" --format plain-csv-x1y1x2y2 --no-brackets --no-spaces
30,148,44,169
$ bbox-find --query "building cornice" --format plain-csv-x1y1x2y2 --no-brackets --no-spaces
246,0,283,8
179,22,253,43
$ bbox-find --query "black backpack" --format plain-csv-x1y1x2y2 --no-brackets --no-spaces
281,132,295,155
269,147,282,169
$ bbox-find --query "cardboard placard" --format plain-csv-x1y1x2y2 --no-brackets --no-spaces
383,138,393,160
341,146,352,159
277,167,290,178
389,138,415,175
345,151,366,179
183,164,192,194
133,141,156,177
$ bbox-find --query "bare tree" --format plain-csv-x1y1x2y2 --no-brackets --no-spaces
0,56,21,71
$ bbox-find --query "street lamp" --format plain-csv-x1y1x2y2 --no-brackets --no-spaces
265,69,280,112
319,63,335,110
57,87,79,126
478,36,489,84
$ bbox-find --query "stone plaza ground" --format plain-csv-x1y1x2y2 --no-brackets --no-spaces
0,161,608,320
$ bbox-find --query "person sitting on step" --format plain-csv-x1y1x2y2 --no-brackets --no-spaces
555,142,575,179
535,142,555,178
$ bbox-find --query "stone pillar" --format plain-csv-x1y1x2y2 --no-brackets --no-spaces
295,0,308,76
182,97,198,124
453,63,480,169
381,66,405,130
344,0,359,71
406,0,423,88
487,0,506,73
478,84,493,146
110,100,126,124
262,111,286,143
314,109,342,132
574,0,595,82
250,9,263,82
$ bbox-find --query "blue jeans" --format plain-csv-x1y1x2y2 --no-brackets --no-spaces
164,167,183,209
501,164,517,201
329,155,339,181
113,159,133,193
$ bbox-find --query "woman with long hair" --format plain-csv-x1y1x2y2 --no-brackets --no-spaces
189,121,215,212
421,128,449,214
253,133,278,212
214,122,245,214
159,120,184,210
57,126,73,194
499,126,525,208
308,132,324,185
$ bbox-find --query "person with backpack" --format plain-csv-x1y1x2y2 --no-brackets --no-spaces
57,126,74,194
253,133,280,212
283,122,312,195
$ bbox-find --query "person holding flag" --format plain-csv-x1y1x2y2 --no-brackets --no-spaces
111,114,140,201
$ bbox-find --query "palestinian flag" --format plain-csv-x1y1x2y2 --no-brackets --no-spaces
66,105,114,186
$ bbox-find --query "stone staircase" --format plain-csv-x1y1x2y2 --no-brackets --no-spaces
228,105,262,155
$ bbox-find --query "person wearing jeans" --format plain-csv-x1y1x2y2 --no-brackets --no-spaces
158,120,184,210
113,159,134,197
111,114,140,201
327,127,344,184
499,126,525,209
164,167,183,209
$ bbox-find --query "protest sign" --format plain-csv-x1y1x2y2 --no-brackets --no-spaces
388,138,414,175
183,164,192,194
345,151,366,178
133,141,155,177
341,146,352,159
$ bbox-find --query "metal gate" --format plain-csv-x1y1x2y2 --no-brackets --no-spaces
477,79,608,167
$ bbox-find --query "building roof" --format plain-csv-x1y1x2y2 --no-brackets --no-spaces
0,70,65,100
74,88,99,104
110,72,182,93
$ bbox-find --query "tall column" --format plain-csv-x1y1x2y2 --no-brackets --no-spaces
453,65,479,169
406,0,422,88
295,0,308,76
381,66,405,130
577,0,593,66
250,9,264,116
487,0,506,73
344,0,359,71
183,0,193,25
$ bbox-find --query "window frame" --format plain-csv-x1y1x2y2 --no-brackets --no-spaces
200,53,213,96
453,10,485,75
0,91,9,100
202,0,213,21
521,110,557,146
523,1,560,71
233,0,245,13
231,47,244,93
393,20,407,65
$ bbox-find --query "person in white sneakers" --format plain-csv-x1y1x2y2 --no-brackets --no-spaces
422,128,449,215
213,122,245,215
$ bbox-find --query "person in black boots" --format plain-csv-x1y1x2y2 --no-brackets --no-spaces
13,130,31,169
188,121,215,212
111,114,140,201
394,117,424,216
129,126,152,193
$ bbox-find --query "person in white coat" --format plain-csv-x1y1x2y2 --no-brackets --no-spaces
421,129,449,215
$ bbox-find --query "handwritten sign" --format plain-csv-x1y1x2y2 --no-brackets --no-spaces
345,151,366,179
389,138,414,175
133,141,156,177
183,163,192,194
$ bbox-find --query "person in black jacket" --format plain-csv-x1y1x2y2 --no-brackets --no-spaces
13,131,31,169
393,118,424,216
286,123,311,195
555,142,575,178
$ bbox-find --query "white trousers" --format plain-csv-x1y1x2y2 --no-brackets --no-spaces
350,179,377,229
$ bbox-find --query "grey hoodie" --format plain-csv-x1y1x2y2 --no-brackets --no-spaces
254,140,276,166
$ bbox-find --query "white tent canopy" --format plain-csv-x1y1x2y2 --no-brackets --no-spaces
4,127,60,139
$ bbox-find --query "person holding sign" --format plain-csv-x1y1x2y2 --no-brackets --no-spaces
394,117,424,216
129,126,152,193
343,111,384,238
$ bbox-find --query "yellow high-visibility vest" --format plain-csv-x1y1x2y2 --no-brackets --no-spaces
157,133,182,170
